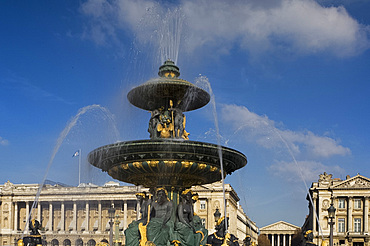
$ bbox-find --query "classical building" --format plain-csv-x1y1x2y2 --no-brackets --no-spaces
302,173,370,246
260,221,300,246
0,180,258,246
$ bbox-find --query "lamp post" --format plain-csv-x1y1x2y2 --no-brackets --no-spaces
114,214,122,246
108,206,116,246
328,203,336,246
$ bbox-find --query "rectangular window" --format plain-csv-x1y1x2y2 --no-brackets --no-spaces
201,218,206,226
338,198,345,209
354,199,362,209
200,200,206,210
338,218,345,233
354,218,361,232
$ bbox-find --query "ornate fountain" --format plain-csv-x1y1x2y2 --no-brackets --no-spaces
88,60,247,246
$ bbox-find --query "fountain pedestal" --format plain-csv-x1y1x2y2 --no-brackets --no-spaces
88,60,247,246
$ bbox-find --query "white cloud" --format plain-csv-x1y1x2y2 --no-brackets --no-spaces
80,0,370,57
0,137,9,146
268,160,345,183
221,104,351,158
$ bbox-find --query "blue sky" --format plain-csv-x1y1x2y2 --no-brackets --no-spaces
1,0,370,228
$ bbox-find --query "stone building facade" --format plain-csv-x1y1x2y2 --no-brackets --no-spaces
0,181,258,246
302,173,370,246
260,221,300,246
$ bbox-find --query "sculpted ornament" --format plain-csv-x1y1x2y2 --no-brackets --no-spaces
340,178,370,188
318,172,332,187
322,199,330,209
148,100,189,140
2,181,14,193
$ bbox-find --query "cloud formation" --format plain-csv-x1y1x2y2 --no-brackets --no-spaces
268,160,346,183
0,137,9,146
221,104,350,158
221,104,350,180
80,0,370,57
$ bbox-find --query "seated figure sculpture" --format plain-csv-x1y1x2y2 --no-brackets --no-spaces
206,217,239,246
125,192,151,246
175,189,207,246
146,188,174,246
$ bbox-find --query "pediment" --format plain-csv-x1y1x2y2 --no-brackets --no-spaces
260,221,300,232
332,175,370,189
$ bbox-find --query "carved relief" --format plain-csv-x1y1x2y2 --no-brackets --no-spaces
262,221,300,231
322,199,330,210
335,177,370,189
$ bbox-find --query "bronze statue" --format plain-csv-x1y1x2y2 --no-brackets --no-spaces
125,192,152,246
174,189,207,246
145,188,174,246
207,217,239,246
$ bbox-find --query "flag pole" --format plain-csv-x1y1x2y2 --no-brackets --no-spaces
78,149,81,185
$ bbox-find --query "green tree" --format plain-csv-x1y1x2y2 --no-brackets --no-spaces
291,228,304,246
258,234,270,246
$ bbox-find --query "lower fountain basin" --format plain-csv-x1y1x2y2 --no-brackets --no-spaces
88,139,247,188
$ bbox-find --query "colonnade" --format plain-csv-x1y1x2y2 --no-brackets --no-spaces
267,233,293,246
11,199,136,233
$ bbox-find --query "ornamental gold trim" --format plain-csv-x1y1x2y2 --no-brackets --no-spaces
147,161,159,167
198,163,207,170
133,162,142,168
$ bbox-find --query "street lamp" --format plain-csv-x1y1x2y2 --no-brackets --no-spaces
108,206,116,246
328,203,336,246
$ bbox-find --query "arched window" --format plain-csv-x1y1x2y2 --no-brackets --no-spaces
63,239,71,246
51,239,59,246
76,239,83,246
87,239,96,246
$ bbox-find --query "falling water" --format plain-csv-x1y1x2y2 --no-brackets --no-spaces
231,119,325,240
195,75,229,231
22,104,120,238
272,128,324,241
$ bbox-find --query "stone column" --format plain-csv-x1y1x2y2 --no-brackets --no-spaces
272,234,274,246
85,202,89,232
136,199,140,220
123,200,128,230
37,203,41,223
364,197,369,233
207,199,212,231
61,202,65,232
313,194,317,234
73,202,77,232
277,234,280,246
348,197,353,232
98,201,102,233
14,202,18,231
283,234,286,246
25,202,30,233
48,202,53,231
289,234,292,246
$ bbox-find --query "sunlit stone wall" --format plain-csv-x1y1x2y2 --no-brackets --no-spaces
302,173,370,246
0,180,258,246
